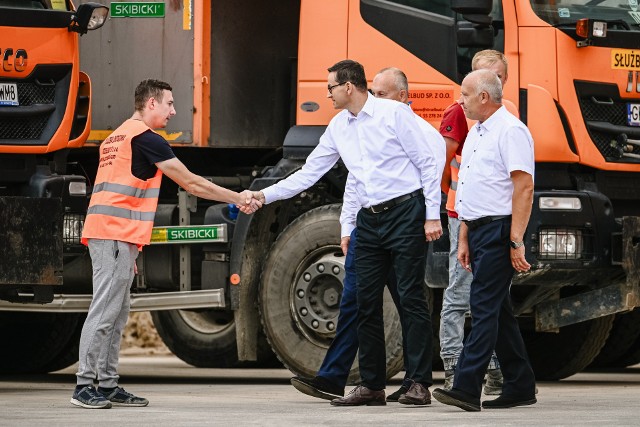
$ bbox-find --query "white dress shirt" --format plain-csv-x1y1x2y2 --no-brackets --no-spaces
262,93,441,235
340,113,445,237
455,106,534,221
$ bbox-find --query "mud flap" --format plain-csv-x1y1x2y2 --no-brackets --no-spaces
0,197,63,288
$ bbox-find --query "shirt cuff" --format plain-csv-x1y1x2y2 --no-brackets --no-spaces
341,223,356,238
426,206,440,220
261,187,277,204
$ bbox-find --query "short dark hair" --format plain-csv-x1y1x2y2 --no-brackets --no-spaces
135,79,172,111
328,60,367,91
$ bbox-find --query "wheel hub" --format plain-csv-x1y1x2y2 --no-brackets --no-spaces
293,252,345,337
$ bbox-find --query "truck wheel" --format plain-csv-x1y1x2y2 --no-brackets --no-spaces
39,314,86,373
151,309,278,368
0,312,81,374
259,204,404,383
522,315,614,380
589,309,640,368
605,309,640,368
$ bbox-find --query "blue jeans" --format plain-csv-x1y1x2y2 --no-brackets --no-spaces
440,216,499,371
317,229,360,387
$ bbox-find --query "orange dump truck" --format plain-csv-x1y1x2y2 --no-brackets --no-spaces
1,0,639,381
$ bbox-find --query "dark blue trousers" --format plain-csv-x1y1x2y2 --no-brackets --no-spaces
318,229,406,388
453,217,536,398
355,196,432,390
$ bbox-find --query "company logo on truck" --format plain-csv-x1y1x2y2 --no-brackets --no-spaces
1,48,27,72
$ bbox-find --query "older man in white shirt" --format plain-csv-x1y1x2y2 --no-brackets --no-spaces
254,60,442,406
432,69,537,412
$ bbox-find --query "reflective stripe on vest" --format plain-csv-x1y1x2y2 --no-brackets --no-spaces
92,182,161,199
87,205,156,222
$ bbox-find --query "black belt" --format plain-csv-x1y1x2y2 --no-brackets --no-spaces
463,215,511,231
365,190,422,214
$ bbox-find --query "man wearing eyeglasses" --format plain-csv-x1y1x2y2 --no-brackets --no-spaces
253,60,442,406
288,67,445,406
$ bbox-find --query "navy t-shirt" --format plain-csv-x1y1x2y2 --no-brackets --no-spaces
130,130,176,180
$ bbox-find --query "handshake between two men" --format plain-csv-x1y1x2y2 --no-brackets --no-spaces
236,190,266,215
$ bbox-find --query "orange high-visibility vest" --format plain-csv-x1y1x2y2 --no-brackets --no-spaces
446,154,461,213
81,119,163,248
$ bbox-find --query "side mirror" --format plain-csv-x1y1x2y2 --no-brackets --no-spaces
69,2,109,35
451,0,493,26
451,0,492,15
456,21,494,48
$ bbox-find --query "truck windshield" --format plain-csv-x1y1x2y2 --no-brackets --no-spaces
530,0,640,29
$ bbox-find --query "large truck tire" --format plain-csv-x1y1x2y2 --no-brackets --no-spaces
151,309,279,368
588,309,640,368
605,309,640,368
40,314,86,373
0,312,81,374
522,315,614,380
259,204,404,383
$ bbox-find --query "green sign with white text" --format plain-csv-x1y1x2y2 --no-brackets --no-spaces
111,2,165,18
151,225,228,244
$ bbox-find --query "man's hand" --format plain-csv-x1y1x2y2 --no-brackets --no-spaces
252,191,266,204
236,190,262,214
511,246,531,273
340,236,350,256
424,219,443,242
457,222,471,272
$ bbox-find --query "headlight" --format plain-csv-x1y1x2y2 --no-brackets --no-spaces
68,181,87,196
538,228,583,260
63,214,85,245
539,197,581,210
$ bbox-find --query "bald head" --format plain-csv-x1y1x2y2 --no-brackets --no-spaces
459,69,503,122
465,69,502,103
371,67,409,103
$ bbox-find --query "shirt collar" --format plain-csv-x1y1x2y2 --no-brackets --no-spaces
346,92,375,123
477,105,507,133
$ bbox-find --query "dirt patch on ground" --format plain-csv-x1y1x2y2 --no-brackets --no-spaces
120,311,172,356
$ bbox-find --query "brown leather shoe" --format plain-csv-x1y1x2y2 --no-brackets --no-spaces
330,385,386,406
398,381,431,405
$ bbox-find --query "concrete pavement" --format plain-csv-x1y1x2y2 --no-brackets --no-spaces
0,356,639,426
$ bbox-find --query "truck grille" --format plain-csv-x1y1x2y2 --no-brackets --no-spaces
15,82,56,106
0,64,71,145
575,81,640,163
0,83,55,140
0,115,50,140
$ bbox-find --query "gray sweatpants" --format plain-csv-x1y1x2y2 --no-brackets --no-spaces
76,239,138,388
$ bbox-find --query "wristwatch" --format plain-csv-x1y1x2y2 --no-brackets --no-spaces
510,240,524,249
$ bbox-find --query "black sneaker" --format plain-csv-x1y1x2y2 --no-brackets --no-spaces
70,385,112,409
290,376,344,401
98,387,149,407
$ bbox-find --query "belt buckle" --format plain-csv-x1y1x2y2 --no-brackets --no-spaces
369,204,384,214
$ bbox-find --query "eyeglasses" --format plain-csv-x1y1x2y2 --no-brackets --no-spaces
327,81,347,95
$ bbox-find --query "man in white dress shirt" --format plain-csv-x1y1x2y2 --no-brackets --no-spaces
432,69,537,411
253,60,442,406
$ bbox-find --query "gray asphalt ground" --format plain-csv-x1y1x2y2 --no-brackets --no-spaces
1,356,639,426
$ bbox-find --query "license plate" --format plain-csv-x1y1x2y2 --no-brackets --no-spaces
628,103,640,127
0,83,19,106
